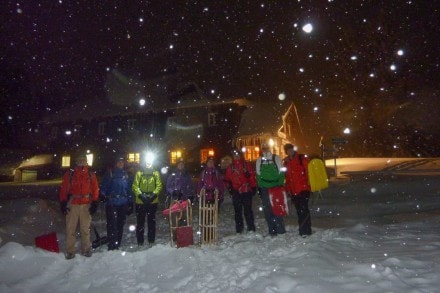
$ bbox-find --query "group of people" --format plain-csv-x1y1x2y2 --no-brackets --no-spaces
59,142,314,259
59,154,163,259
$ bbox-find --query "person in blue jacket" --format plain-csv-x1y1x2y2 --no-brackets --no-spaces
100,156,133,250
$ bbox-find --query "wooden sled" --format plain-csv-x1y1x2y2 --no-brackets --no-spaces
198,188,218,245
165,199,193,248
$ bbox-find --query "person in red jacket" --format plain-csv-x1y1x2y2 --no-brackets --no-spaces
283,143,312,237
59,154,99,259
224,148,256,233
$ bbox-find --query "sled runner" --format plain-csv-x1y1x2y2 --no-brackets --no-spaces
164,199,194,248
268,186,289,216
91,224,109,249
198,188,218,245
308,158,329,192
35,232,59,253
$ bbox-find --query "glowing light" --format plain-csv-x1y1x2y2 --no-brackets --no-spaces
390,64,397,71
302,23,313,33
139,98,146,106
299,68,304,72
129,225,136,232
371,188,377,193
313,106,318,112
161,167,168,174
278,93,286,100
144,151,155,166
397,49,404,56
343,128,350,134
371,264,376,269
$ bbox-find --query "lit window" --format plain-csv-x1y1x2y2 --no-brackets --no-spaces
127,153,140,163
61,156,70,168
170,150,182,164
242,146,260,161
200,148,215,163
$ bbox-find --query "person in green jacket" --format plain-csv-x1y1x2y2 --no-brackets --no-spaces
256,143,286,236
132,161,163,246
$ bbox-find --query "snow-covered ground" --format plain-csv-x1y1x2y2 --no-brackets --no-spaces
1,158,440,292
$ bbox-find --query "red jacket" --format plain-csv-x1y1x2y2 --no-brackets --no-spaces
59,166,99,204
224,159,257,193
284,154,311,196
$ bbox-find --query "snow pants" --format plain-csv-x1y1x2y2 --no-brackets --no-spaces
135,203,158,245
65,204,92,254
232,191,255,233
106,204,128,250
258,187,285,236
292,191,312,236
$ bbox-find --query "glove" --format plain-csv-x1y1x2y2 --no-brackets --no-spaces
89,201,98,215
140,193,157,204
126,203,133,216
60,201,69,215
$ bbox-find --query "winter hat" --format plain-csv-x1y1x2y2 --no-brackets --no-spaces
231,148,241,157
115,155,125,164
284,143,294,151
75,154,88,166
261,142,269,149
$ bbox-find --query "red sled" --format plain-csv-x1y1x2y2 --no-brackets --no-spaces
176,226,194,248
35,232,59,253
162,200,189,216
268,186,289,216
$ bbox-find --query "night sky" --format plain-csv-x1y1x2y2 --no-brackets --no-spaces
1,1,439,155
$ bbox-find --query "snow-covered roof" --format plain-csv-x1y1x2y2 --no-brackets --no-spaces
236,101,293,136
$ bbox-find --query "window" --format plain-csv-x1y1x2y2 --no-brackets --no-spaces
61,155,70,168
170,150,182,164
127,119,136,131
98,122,106,135
86,153,94,166
74,125,82,137
208,113,217,126
50,127,58,139
200,148,215,163
127,153,140,163
243,146,260,161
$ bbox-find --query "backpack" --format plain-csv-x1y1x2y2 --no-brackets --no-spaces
257,154,284,188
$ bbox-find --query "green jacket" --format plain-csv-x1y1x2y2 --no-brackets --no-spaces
132,168,163,204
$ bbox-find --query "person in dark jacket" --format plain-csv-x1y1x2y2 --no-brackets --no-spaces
100,156,133,250
166,158,195,203
224,148,257,234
